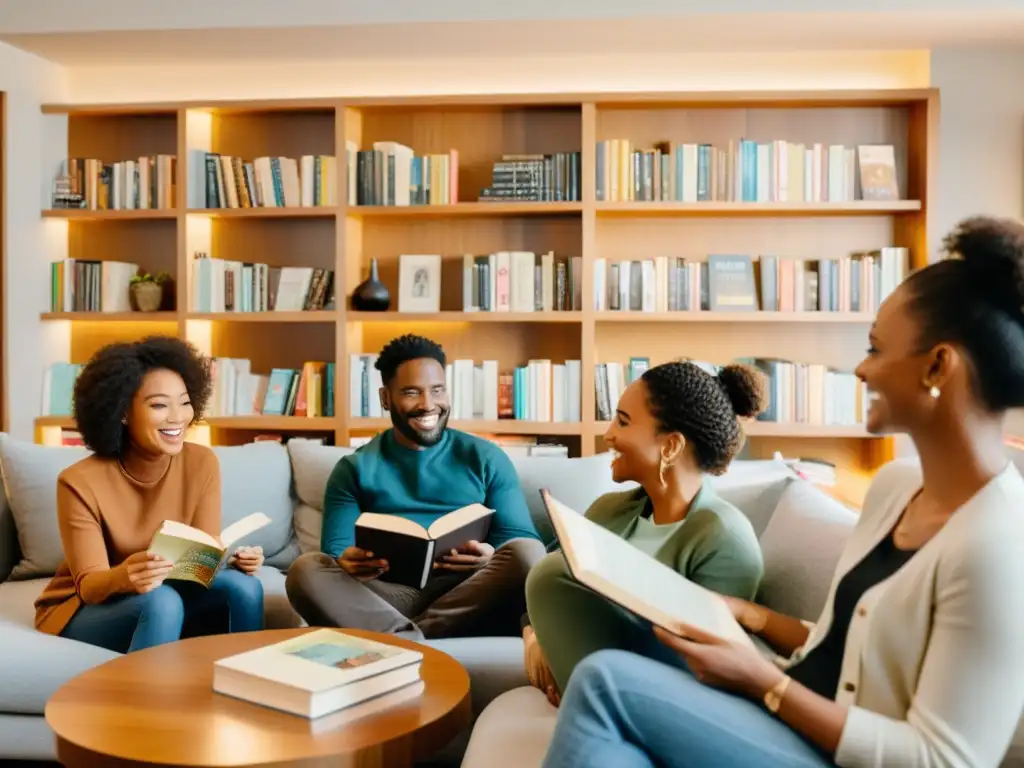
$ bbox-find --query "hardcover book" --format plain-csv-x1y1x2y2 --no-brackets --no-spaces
148,512,271,587
540,489,752,646
213,628,423,718
355,504,494,589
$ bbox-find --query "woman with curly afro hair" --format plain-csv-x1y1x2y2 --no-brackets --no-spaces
33,335,265,652
522,360,768,705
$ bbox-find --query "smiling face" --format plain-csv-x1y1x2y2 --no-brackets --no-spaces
603,379,674,486
855,284,943,435
381,357,450,448
124,368,193,456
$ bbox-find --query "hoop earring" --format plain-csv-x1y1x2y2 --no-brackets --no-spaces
929,385,940,399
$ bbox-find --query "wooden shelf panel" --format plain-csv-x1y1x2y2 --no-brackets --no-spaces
188,312,337,323
35,416,338,431
591,421,875,438
347,311,581,324
348,202,583,218
186,207,337,219
348,417,582,436
595,201,922,217
595,312,874,324
42,312,178,321
43,209,178,220
204,416,336,430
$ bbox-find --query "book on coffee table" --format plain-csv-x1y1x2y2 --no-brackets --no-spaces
148,512,271,587
540,489,752,647
355,504,494,589
213,628,424,718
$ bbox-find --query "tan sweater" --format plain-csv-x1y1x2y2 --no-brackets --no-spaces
34,442,221,635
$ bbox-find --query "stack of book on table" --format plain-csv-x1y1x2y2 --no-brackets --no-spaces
213,629,423,718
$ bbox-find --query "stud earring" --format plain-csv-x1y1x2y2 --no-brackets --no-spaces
929,385,940,399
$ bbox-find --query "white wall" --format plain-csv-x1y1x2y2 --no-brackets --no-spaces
929,46,1024,438
1,42,68,440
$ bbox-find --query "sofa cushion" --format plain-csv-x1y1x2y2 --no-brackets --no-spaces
0,435,91,579
461,686,555,768
757,478,858,622
286,439,355,555
212,441,298,568
0,618,119,714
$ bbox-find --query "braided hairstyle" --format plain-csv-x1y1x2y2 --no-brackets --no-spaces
641,361,768,475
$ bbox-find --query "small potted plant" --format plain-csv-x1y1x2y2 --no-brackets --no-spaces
130,271,170,312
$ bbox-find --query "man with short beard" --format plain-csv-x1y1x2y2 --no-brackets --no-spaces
285,334,546,639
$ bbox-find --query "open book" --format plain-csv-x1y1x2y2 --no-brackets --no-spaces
355,504,494,589
540,489,752,646
148,512,272,587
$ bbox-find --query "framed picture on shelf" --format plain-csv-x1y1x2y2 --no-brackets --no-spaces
398,254,442,313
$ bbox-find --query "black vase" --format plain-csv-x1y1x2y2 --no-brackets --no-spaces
351,258,391,311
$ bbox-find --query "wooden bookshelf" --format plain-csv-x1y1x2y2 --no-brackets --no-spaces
33,89,938,504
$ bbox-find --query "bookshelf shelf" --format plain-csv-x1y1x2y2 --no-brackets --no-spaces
349,417,583,436
42,312,179,322
347,311,582,324
348,202,584,218
187,311,337,323
594,312,875,324
43,209,178,221
594,201,923,217
34,88,937,504
186,207,337,219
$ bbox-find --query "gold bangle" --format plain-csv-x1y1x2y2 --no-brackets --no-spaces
763,675,791,714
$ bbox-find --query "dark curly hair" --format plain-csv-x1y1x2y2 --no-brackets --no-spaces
73,335,212,458
641,361,768,475
375,334,446,385
907,215,1024,412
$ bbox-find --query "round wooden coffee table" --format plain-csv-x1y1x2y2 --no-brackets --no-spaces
45,628,472,767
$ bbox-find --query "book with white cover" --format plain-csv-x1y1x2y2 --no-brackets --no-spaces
540,489,753,647
213,629,423,719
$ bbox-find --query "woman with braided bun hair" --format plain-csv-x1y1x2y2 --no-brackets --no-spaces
522,358,769,705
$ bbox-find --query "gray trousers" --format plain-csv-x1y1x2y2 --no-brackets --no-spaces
285,538,547,640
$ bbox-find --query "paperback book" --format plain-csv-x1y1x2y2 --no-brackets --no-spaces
148,511,271,587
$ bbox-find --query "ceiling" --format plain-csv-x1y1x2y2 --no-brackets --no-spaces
0,3,1021,66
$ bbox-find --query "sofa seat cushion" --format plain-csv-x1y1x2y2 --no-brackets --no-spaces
0,568,300,631
461,686,556,768
425,636,528,716
0,619,119,714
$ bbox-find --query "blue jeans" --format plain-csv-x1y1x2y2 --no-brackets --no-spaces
61,568,265,653
542,649,834,768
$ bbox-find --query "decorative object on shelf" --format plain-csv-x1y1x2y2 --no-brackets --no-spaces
398,254,442,313
130,272,170,312
350,258,391,311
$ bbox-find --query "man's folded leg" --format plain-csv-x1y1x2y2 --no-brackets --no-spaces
285,551,427,638
415,537,547,639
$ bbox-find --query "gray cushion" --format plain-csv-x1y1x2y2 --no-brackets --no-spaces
0,713,58,760
757,478,857,622
461,687,555,768
286,439,354,555
0,618,119,714
0,577,46,628
212,441,297,567
0,435,90,579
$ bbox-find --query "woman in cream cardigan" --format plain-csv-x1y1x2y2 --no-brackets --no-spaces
540,215,1024,768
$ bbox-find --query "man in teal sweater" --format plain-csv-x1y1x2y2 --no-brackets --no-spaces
286,334,546,639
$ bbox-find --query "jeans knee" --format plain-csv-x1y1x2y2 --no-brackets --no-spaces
568,649,631,697
138,585,186,627
219,568,265,609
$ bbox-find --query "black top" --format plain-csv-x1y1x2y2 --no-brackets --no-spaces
787,527,917,700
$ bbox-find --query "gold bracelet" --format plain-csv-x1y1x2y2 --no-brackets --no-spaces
763,675,791,714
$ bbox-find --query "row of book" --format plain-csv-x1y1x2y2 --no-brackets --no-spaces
462,252,583,313
349,354,584,423
187,152,337,209
209,359,336,418
50,259,140,313
477,153,582,203
596,357,868,426
52,155,178,211
595,140,898,204
345,141,458,206
191,255,335,313
593,247,910,314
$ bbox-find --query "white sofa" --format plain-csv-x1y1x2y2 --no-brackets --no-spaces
0,431,923,766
